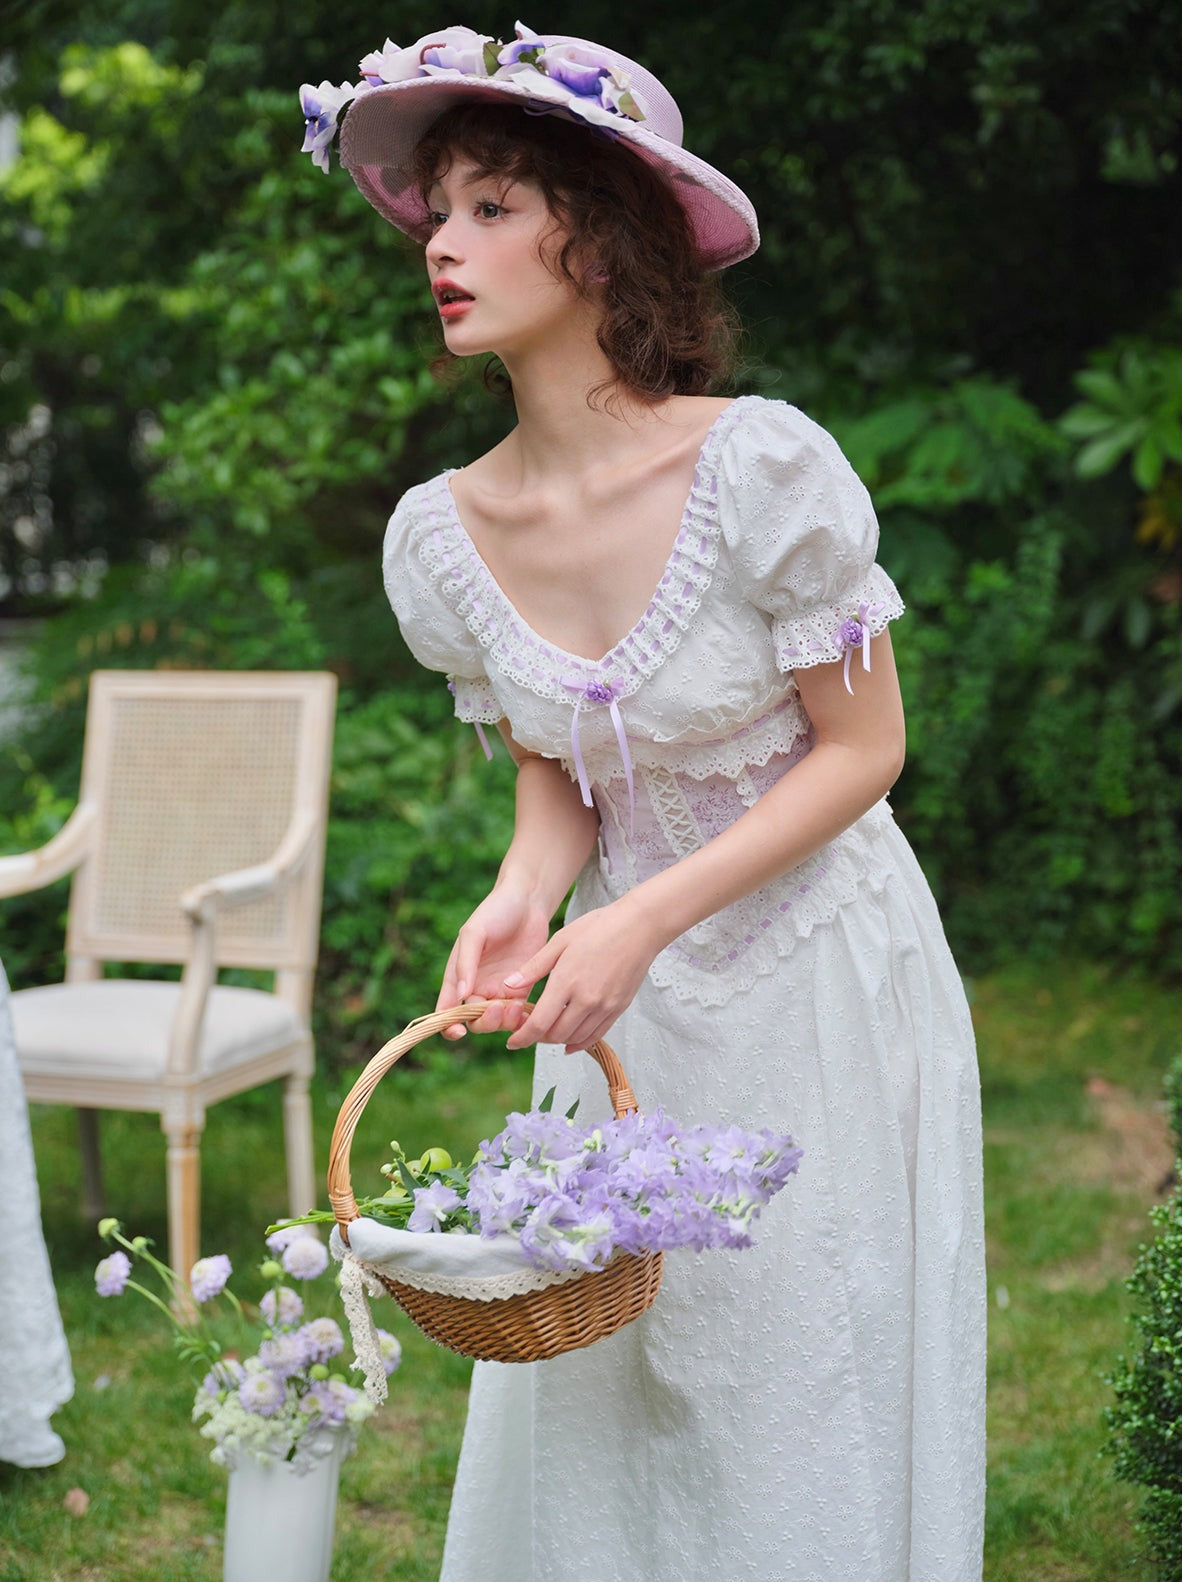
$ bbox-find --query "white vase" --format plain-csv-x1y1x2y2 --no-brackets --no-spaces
222,1432,346,1582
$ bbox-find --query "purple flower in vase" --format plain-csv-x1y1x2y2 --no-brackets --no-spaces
94,1250,132,1297
189,1254,232,1303
256,1331,309,1380
259,1286,304,1328
298,1317,345,1364
238,1370,286,1418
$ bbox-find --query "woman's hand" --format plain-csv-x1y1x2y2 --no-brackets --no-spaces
500,895,666,1053
436,886,553,1039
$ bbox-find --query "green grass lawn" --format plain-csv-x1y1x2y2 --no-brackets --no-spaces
0,958,1177,1581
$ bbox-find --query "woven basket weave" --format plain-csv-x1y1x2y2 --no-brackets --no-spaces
327,1002,663,1363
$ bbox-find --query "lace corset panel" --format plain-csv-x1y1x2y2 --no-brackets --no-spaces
383,396,907,1003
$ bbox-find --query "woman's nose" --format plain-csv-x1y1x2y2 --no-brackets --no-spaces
426,220,461,267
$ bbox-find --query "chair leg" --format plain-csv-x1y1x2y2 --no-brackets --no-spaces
164,1124,203,1280
283,1073,317,1217
77,1108,107,1222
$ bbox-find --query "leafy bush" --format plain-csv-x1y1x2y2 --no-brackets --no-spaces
1106,1056,1182,1577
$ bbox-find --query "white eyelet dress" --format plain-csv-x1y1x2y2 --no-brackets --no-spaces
383,396,986,1582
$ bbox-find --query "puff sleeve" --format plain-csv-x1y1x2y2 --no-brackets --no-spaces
382,479,502,725
716,400,904,673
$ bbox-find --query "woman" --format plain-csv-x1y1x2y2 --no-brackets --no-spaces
0,956,74,1468
304,25,985,1581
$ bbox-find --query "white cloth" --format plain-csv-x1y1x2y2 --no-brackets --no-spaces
331,1220,586,1300
385,396,986,1582
0,958,74,1466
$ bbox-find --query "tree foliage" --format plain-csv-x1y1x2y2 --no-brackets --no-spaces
0,0,1180,1028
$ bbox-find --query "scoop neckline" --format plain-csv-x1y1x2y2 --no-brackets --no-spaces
435,395,756,672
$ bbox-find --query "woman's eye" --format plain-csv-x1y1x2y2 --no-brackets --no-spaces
427,211,448,230
477,202,503,220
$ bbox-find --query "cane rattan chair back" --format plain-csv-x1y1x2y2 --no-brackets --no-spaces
1,669,337,1278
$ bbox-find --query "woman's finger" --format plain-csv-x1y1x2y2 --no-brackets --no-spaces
503,933,565,997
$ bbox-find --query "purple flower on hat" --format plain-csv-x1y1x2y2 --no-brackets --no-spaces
300,79,359,173
497,22,545,69
538,43,613,103
417,26,498,78
358,38,421,87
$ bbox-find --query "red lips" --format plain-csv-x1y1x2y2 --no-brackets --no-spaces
433,278,475,317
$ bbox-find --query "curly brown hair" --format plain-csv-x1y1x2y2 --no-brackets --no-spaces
409,103,739,404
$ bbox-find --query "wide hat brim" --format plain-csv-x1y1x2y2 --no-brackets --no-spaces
339,63,759,271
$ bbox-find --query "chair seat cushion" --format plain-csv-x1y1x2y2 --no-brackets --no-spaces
12,981,306,1082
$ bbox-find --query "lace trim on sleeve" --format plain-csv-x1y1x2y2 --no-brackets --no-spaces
448,673,502,725
772,564,905,674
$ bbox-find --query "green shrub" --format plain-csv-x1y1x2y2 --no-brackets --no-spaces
1106,1058,1182,1576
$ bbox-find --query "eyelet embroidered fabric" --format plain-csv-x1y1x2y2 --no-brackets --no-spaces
383,396,986,1582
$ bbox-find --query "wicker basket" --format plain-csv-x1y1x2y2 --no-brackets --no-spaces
327,1002,663,1364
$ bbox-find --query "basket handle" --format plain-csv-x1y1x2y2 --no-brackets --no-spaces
326,1000,638,1246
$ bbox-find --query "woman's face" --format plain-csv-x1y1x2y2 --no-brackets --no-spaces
423,159,586,362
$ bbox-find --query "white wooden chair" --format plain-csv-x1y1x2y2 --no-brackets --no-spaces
0,669,337,1277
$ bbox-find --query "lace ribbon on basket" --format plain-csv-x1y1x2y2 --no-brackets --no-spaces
338,1253,390,1405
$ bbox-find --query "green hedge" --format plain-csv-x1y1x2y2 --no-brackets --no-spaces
1106,1053,1182,1577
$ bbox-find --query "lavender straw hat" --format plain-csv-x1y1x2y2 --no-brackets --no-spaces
299,23,759,270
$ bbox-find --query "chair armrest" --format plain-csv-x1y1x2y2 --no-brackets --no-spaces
179,808,320,922
0,803,98,898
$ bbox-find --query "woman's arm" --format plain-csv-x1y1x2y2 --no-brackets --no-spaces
503,630,907,1051
435,723,600,1037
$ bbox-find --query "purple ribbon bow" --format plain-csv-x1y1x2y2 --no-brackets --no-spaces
834,603,884,696
562,676,635,835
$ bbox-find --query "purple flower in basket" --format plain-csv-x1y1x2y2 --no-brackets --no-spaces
408,1180,463,1233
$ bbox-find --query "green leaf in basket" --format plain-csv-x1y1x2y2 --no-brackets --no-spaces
538,1085,557,1113
565,1099,581,1121
396,1160,420,1194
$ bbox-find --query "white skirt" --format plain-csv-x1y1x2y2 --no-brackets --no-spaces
440,823,985,1582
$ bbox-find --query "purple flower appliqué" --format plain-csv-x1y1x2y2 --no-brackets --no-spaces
833,600,885,694
836,617,864,650
189,1254,232,1303
95,1250,132,1297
